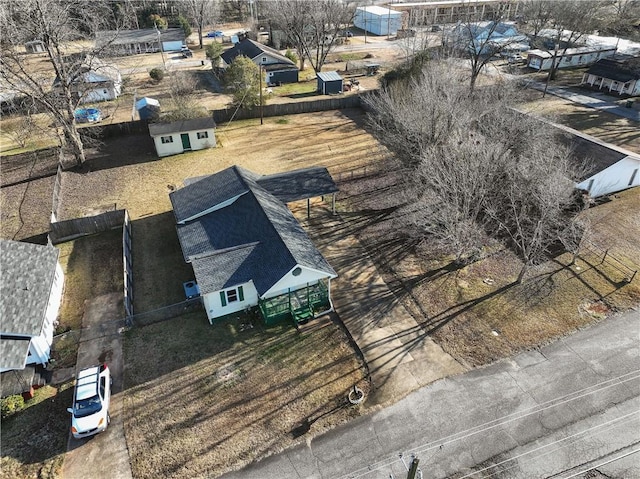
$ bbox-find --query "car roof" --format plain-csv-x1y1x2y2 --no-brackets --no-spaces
75,366,102,400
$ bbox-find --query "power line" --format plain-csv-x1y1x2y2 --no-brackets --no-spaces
555,447,640,479
338,370,640,479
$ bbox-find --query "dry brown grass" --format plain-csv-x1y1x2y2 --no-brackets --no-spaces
124,314,365,479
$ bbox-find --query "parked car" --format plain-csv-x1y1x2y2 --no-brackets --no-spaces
74,108,101,123
340,29,354,37
206,30,223,38
181,46,193,58
67,364,112,439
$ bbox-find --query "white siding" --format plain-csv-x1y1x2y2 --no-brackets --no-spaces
203,281,259,323
152,128,216,157
262,265,336,299
354,7,402,35
26,335,50,366
577,156,640,198
528,48,616,71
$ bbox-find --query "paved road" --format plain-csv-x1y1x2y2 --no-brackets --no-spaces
221,309,640,479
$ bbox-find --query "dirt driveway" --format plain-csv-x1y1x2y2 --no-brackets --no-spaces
61,293,132,479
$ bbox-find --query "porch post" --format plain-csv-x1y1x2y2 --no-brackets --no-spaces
307,198,310,219
332,193,336,215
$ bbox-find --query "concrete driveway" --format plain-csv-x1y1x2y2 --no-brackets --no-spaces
221,309,640,478
61,292,132,479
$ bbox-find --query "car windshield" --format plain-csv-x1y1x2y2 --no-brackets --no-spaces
74,395,102,418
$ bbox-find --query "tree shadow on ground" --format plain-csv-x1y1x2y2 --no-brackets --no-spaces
80,133,157,173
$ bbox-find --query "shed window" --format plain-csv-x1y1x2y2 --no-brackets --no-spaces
197,131,209,139
262,56,267,63
161,136,173,144
220,286,244,306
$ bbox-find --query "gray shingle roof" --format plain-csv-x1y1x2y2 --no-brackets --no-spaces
148,117,216,138
1,239,59,336
221,39,295,67
171,166,337,296
0,337,31,370
96,28,185,46
586,59,640,83
317,71,343,82
256,167,338,203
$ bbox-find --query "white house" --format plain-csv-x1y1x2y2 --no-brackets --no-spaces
552,122,640,197
527,46,616,71
0,240,64,373
52,56,122,104
170,165,339,324
148,117,217,157
95,28,186,55
581,58,640,96
24,40,45,54
354,6,402,36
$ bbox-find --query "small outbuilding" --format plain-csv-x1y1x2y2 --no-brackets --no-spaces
354,6,402,36
24,40,45,54
317,71,343,95
136,97,161,121
149,117,217,157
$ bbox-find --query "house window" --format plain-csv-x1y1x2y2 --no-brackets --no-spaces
161,136,173,144
197,131,208,139
220,286,245,306
564,56,572,63
262,56,267,63
629,169,638,186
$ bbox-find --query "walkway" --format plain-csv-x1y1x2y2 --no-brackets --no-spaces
220,309,640,479
301,209,465,407
61,292,133,479
530,81,640,122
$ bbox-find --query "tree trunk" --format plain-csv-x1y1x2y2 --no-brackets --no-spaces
198,27,204,49
63,124,86,166
516,263,528,284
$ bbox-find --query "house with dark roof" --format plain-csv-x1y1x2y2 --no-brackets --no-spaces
52,56,122,104
0,240,64,373
221,38,299,85
581,58,640,96
95,28,185,55
170,165,338,324
148,117,216,157
553,122,640,197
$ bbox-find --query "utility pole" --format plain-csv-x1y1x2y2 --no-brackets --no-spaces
407,457,420,479
155,22,166,70
259,64,263,125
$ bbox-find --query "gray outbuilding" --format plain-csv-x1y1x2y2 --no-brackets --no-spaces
317,71,343,95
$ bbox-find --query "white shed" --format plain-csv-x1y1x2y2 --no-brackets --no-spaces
354,6,402,36
149,117,217,157
527,46,616,71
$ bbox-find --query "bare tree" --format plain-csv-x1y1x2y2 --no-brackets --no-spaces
264,0,356,72
185,0,220,49
0,0,120,166
365,62,588,280
162,72,208,121
519,1,607,96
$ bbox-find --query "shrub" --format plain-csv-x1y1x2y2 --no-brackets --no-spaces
285,49,298,65
149,68,165,82
1,395,25,419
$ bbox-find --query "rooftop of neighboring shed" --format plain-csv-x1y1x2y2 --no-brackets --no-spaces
148,117,216,137
317,71,343,82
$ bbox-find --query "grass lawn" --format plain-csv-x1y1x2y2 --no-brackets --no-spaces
123,312,365,478
0,384,73,479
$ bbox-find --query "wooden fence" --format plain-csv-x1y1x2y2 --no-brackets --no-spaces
123,211,134,318
126,298,203,327
49,209,126,244
212,95,363,123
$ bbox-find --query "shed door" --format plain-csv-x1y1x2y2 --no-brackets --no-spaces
181,133,191,150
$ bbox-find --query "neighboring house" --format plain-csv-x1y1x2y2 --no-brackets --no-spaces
24,40,45,54
95,28,185,55
526,46,616,71
220,38,299,85
0,240,64,373
317,71,343,95
170,165,339,325
449,21,529,55
148,117,216,157
581,58,640,96
553,122,640,197
390,0,520,27
354,6,402,36
52,56,122,104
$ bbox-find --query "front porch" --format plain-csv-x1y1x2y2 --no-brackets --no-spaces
258,280,331,326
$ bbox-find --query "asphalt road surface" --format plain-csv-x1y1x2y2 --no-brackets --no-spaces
221,309,640,479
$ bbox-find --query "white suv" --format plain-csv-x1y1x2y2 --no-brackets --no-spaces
67,364,112,439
